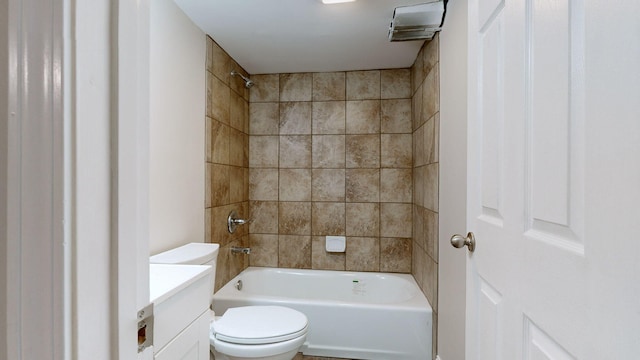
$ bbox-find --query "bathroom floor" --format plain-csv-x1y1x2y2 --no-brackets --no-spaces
294,355,353,360
210,353,353,360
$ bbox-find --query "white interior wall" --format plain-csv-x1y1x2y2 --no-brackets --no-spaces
149,0,205,255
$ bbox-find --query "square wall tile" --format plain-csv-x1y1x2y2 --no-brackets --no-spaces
311,202,345,236
346,237,380,272
215,244,230,291
422,66,439,122
205,164,212,208
313,72,346,101
208,39,231,84
279,169,311,201
345,202,379,237
423,116,436,165
278,235,311,268
279,135,311,168
346,70,380,100
312,101,345,134
381,99,412,134
412,240,425,287
423,35,439,77
424,209,439,262
211,204,235,247
413,165,425,208
380,203,413,238
205,36,214,74
423,255,438,312
346,135,380,168
230,92,246,132
312,169,345,202
229,166,245,204
208,72,230,124
249,136,279,168
243,168,250,200
229,235,249,277
249,168,278,201
229,128,245,167
206,117,213,163
424,163,439,212
433,113,440,163
346,169,380,202
280,73,312,102
380,168,412,203
311,236,346,270
280,102,312,135
205,208,212,242
250,102,279,135
278,202,311,235
381,69,411,99
412,47,424,94
413,124,426,167
250,74,279,102
211,120,230,165
412,85,423,130
413,205,426,250
380,237,412,273
346,100,381,134
381,134,412,168
249,201,279,234
312,135,345,168
249,234,279,267
211,164,230,206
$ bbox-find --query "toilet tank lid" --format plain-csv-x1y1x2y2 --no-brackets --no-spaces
150,243,220,265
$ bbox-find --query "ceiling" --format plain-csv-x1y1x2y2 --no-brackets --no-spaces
173,0,428,75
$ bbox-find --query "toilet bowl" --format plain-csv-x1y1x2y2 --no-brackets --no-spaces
150,243,308,360
210,306,307,360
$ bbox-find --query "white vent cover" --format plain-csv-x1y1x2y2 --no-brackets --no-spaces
388,1,446,41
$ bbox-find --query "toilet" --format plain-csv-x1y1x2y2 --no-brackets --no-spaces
150,243,308,360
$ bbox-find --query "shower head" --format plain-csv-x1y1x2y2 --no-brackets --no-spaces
230,70,254,88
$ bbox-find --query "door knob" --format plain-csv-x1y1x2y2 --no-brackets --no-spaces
450,232,475,252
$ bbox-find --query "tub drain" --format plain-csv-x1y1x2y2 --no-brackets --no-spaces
235,279,243,291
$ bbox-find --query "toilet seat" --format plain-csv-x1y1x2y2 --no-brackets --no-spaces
212,306,308,345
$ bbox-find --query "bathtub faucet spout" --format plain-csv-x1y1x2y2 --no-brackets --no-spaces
231,246,251,255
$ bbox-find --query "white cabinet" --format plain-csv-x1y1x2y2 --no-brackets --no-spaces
154,312,210,360
150,264,212,360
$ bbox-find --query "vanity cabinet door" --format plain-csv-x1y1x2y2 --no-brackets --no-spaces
154,312,210,360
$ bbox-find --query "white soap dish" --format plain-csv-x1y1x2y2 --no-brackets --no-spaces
325,236,346,252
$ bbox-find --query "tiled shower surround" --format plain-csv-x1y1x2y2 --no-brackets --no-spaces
205,36,251,291
206,36,439,359
247,69,414,273
411,35,440,359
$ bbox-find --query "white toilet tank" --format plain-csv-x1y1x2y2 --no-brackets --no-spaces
150,243,220,301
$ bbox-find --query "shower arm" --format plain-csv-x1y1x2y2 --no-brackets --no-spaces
230,70,247,81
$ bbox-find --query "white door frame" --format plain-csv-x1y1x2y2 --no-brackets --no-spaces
437,0,469,359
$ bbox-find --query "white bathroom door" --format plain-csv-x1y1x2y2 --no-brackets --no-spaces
465,0,640,359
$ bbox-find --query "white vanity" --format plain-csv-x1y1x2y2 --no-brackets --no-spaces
149,264,212,359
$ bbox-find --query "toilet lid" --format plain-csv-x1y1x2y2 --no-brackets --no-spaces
212,306,308,345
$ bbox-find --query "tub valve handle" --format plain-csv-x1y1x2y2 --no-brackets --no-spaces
227,210,250,233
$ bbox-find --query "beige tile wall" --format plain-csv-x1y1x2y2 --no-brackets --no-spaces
411,35,440,360
206,34,439,360
248,69,413,272
205,36,251,291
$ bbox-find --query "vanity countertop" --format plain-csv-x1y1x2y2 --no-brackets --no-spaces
149,264,211,304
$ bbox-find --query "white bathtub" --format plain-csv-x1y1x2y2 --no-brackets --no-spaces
212,267,432,360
